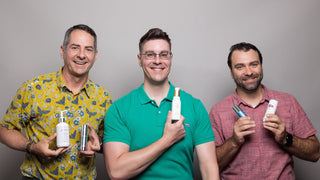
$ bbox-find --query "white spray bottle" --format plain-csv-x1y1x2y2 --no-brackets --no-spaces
172,87,181,123
56,110,70,147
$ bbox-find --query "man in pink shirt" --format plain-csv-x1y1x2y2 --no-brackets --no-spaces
210,42,320,179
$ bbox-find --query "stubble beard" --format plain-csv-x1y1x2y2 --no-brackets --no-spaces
233,72,263,91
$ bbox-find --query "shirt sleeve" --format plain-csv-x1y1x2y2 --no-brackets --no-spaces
193,99,215,146
103,102,131,145
289,96,317,138
97,91,112,138
1,81,32,133
209,105,225,147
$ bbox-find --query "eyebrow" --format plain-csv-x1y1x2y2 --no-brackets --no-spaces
144,50,170,53
234,60,260,65
70,44,94,49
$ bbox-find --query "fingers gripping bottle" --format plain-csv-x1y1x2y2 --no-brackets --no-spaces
56,110,70,147
172,87,181,123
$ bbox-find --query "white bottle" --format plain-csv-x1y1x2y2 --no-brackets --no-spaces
263,99,278,122
172,87,181,123
56,110,70,147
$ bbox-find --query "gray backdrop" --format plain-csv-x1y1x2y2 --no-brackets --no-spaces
0,0,319,179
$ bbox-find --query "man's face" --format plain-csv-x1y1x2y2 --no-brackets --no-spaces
60,29,97,78
230,49,263,91
138,39,172,85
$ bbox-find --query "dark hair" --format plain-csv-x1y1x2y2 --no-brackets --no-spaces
63,24,97,51
139,28,171,53
227,42,263,69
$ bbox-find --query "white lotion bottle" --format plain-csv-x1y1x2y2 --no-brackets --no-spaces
172,87,181,123
56,110,70,147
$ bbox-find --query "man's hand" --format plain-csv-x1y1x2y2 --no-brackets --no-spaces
80,123,101,157
162,111,186,146
263,114,286,144
232,117,255,147
31,133,71,160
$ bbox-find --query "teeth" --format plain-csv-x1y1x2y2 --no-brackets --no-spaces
75,61,86,65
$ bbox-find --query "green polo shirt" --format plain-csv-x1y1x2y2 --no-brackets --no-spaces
104,83,214,180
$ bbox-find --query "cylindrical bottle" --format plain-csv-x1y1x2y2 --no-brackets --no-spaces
80,124,88,151
172,87,181,123
56,110,70,147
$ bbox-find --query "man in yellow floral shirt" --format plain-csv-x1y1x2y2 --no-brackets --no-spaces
0,24,112,179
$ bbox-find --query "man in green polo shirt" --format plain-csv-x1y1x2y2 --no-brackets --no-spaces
103,28,219,180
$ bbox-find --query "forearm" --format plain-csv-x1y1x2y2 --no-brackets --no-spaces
105,137,174,180
216,137,241,170
282,134,320,162
197,142,220,180
0,125,29,152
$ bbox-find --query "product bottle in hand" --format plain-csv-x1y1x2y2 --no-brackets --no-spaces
172,87,181,123
56,110,70,147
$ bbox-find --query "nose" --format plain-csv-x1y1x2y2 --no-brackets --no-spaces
244,66,253,76
77,48,86,60
154,54,161,64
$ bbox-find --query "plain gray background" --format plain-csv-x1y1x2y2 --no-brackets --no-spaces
1,0,319,179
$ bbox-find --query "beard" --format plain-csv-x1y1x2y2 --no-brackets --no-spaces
233,71,263,91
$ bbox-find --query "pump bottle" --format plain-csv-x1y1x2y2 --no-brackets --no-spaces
56,110,70,147
172,87,181,123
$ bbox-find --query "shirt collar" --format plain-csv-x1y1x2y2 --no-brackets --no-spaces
56,67,92,98
232,84,271,107
138,82,175,105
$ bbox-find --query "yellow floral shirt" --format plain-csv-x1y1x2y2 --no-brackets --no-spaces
1,69,112,179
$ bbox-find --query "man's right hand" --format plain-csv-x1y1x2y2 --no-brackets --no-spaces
232,116,256,147
30,133,71,160
162,111,186,146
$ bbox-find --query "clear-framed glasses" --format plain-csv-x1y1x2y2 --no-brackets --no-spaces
141,51,172,60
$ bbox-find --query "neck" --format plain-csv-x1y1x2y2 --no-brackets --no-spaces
143,80,170,106
62,70,88,95
236,85,264,107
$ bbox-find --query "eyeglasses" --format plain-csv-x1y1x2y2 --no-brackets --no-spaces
140,51,172,60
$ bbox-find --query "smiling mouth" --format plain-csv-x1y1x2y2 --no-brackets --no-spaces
243,77,256,81
242,74,259,81
74,61,87,65
151,67,165,70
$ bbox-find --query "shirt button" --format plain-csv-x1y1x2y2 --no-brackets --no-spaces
158,111,161,114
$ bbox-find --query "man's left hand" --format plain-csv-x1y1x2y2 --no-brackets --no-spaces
79,123,101,157
263,114,286,145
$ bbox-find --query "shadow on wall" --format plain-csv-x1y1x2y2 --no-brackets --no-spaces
0,144,24,179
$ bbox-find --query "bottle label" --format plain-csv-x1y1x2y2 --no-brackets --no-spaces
263,99,278,122
57,124,70,147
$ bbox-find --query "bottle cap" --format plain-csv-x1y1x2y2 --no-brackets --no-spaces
59,110,67,123
174,87,180,97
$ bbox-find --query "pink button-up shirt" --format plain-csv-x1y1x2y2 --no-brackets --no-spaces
210,85,317,180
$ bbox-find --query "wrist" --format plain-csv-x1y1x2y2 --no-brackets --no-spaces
25,141,34,154
283,132,293,147
230,136,241,148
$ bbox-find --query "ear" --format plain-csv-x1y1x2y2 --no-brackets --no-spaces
60,45,64,59
230,68,234,79
137,54,142,67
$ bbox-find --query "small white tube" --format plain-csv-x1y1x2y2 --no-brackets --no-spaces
263,99,278,122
